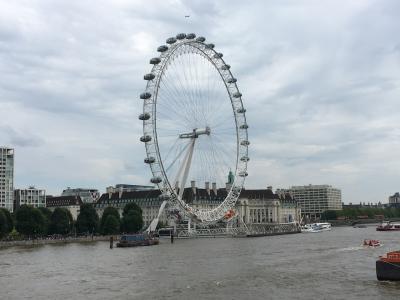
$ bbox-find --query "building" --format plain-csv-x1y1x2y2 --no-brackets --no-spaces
280,184,342,220
95,182,301,228
61,188,100,204
96,189,166,226
106,184,155,194
388,192,400,208
14,186,46,211
46,195,83,220
0,147,14,212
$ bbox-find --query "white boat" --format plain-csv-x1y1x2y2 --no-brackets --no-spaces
301,222,331,233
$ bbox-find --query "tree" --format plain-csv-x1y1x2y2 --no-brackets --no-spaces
102,215,120,235
0,208,13,234
100,207,120,235
0,210,8,238
121,211,143,233
50,208,73,235
15,205,46,237
321,210,337,220
123,202,142,216
76,204,99,234
121,202,143,233
38,207,52,235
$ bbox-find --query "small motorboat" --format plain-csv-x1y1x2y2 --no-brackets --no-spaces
363,239,381,247
376,251,400,280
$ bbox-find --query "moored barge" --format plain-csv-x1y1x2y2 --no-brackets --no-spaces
376,251,400,281
116,233,159,247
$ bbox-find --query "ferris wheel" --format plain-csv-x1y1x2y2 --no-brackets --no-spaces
139,33,249,223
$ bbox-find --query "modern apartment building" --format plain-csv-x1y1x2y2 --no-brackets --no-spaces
14,186,46,211
0,147,14,212
281,184,342,220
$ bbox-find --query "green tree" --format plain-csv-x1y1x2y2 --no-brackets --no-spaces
102,215,120,235
121,210,143,233
0,208,13,234
50,208,73,235
123,202,142,216
38,207,52,235
121,202,143,233
76,204,99,234
321,210,338,220
100,207,120,234
15,205,46,237
0,210,8,238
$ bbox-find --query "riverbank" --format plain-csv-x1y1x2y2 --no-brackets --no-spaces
0,235,120,249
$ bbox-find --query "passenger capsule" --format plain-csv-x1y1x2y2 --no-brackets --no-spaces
140,135,152,142
176,33,186,40
138,113,150,120
140,92,151,99
213,52,223,58
144,156,156,164
157,45,168,52
227,78,237,84
196,36,206,42
186,33,196,39
237,108,246,113
144,73,155,80
233,92,242,98
150,176,162,184
238,171,248,177
221,64,231,70
240,156,250,162
240,124,249,129
240,140,250,146
205,43,215,49
166,37,177,44
150,57,161,65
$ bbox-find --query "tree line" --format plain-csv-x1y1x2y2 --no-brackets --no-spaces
321,207,400,220
0,202,144,239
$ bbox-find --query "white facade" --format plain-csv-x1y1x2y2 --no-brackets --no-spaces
281,184,342,219
14,187,46,210
0,147,14,212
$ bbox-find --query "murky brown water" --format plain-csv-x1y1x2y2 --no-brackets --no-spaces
1,226,400,299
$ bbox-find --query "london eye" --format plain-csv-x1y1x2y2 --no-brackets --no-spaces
139,33,249,223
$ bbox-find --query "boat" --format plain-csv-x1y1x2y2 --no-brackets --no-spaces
376,221,400,231
376,250,400,281
363,239,381,247
116,233,159,247
301,222,332,233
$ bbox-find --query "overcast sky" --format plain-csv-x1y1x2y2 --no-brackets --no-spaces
1,0,399,203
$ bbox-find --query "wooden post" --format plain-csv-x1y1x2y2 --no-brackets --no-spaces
110,236,114,249
170,233,174,244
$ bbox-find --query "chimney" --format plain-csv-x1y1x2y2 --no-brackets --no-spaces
205,182,210,195
212,182,217,195
267,186,273,191
191,180,196,194
119,186,123,199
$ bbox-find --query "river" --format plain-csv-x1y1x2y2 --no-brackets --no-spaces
1,226,399,299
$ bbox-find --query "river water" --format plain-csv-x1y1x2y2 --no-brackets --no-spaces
1,226,399,300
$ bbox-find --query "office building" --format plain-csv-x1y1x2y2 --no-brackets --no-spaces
61,188,100,204
14,186,46,210
281,184,342,220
